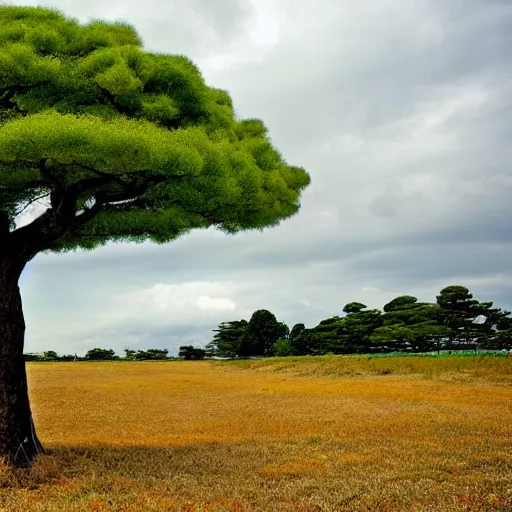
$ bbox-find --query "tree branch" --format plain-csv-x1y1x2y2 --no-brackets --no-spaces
0,83,49,99
192,210,223,226
0,83,48,115
7,174,114,248
71,174,170,228
51,160,186,189
39,201,227,252
7,159,186,252
0,159,36,168
96,85,132,117
56,161,130,187
37,158,66,210
14,192,50,216
72,195,106,227
190,204,240,226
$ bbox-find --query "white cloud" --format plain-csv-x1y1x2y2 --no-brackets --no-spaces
198,0,281,72
361,287,380,293
196,296,237,311
105,281,239,323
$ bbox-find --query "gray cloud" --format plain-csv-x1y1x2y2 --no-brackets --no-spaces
8,0,512,354
7,0,254,56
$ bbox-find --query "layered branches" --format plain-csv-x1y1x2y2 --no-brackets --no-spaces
4,158,185,253
0,5,309,256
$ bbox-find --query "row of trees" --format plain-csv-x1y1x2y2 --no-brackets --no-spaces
27,285,512,364
206,286,512,357
25,347,206,361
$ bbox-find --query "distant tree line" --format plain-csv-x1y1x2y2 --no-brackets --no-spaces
24,346,206,362
25,285,512,362
205,286,512,358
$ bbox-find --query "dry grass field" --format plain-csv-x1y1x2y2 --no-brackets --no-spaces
0,356,510,511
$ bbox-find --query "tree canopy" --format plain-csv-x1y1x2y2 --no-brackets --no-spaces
85,347,117,360
0,5,310,467
0,6,310,255
207,285,512,358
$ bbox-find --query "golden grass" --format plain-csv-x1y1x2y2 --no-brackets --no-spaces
221,354,512,383
0,357,509,511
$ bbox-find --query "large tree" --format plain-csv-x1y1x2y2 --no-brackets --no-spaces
206,319,249,358
436,286,479,347
436,286,496,349
239,310,289,357
0,6,310,466
310,316,343,354
288,323,317,355
309,303,383,354
338,303,382,354
378,296,447,352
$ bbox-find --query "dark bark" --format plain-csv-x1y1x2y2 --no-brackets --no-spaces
0,253,45,467
0,212,9,236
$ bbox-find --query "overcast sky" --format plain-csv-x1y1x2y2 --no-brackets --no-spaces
8,0,512,356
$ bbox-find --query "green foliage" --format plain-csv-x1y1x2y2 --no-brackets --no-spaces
309,316,344,354
123,349,136,361
24,351,78,361
85,347,117,360
272,338,295,357
311,305,383,355
23,353,41,362
0,5,310,253
343,302,367,314
42,350,58,360
57,353,77,361
290,329,317,355
370,324,415,351
239,310,289,357
485,329,512,350
27,281,511,361
289,323,305,340
211,285,512,358
124,348,168,360
340,308,383,353
408,321,451,352
207,320,248,358
383,295,418,313
288,323,317,355
436,286,480,347
434,286,509,349
376,298,446,352
178,346,206,360
208,312,290,358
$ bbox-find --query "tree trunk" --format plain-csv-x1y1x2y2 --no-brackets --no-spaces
0,253,45,467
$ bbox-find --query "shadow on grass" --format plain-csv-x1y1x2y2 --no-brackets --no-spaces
0,438,326,489
1,441,510,512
